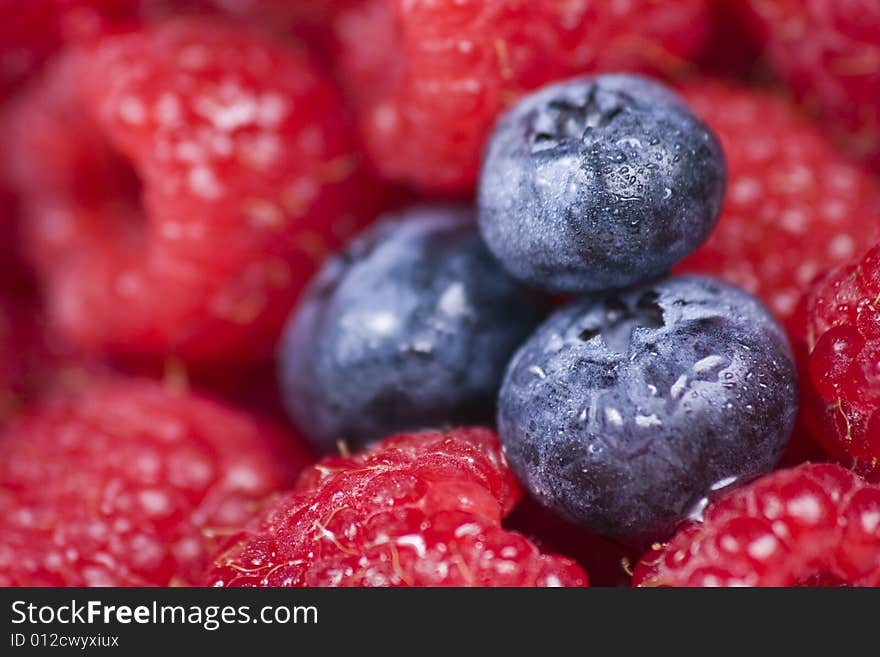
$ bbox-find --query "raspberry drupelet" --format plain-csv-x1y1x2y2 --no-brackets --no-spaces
332,0,711,193
3,18,378,365
634,463,880,587
203,428,588,587
0,378,312,586
675,80,880,326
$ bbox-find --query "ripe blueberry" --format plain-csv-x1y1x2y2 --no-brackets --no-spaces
279,206,545,452
497,275,797,543
478,74,726,292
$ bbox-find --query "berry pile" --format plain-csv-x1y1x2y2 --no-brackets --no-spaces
1,1,878,588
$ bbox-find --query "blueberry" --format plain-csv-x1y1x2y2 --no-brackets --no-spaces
478,74,726,293
279,206,546,452
497,275,797,543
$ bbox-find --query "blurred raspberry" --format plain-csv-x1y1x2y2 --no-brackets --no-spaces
676,80,880,326
0,378,312,586
3,19,380,365
0,0,141,99
744,0,880,171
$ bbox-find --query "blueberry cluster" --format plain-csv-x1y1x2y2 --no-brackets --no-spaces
278,74,797,543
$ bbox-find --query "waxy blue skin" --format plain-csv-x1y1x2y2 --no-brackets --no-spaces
497,276,798,543
478,74,726,293
279,206,546,452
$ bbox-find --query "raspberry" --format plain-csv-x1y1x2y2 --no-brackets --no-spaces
0,0,140,99
793,242,880,478
332,0,710,193
743,0,880,171
202,428,588,587
0,378,312,586
3,19,378,364
675,81,880,325
634,463,880,587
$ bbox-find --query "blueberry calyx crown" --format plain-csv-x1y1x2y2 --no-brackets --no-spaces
529,84,628,152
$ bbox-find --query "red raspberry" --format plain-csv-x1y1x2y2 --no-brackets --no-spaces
793,242,880,478
675,81,880,325
0,0,140,99
3,19,378,364
0,378,313,586
332,0,710,193
743,0,880,171
203,428,588,587
634,463,880,587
